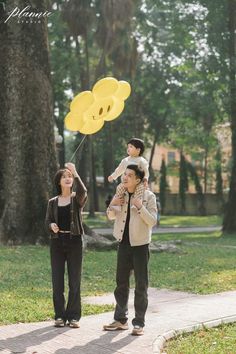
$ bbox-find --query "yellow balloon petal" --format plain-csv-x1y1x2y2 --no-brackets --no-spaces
115,81,131,100
64,77,131,133
70,91,94,113
65,112,84,131
93,77,119,98
104,98,124,121
79,118,104,135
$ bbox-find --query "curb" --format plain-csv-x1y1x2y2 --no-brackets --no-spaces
152,314,236,353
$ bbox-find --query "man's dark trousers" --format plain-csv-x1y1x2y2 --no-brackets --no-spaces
114,242,149,327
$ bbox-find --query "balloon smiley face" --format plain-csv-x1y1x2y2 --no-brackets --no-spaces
65,77,131,134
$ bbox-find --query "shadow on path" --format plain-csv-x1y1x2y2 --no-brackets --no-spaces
54,330,137,354
0,324,70,353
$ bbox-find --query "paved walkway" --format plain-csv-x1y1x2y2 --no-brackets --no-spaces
1,288,236,354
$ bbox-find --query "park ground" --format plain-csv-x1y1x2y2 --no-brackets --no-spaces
1,214,236,353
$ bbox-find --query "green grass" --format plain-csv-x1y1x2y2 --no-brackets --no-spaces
151,231,236,294
83,213,222,229
160,215,222,227
0,246,115,325
83,213,112,229
165,324,236,354
1,230,236,325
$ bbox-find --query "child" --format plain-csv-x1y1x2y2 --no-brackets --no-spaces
108,138,149,209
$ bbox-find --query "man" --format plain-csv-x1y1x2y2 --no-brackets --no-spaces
103,164,157,336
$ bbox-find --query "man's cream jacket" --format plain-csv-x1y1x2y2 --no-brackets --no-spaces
107,190,157,246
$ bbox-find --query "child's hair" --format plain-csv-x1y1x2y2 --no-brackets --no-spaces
127,138,145,156
54,168,73,195
126,164,145,181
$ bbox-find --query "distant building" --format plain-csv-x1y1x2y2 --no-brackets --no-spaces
148,124,231,194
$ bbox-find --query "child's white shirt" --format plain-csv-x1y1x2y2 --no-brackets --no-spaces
111,156,149,180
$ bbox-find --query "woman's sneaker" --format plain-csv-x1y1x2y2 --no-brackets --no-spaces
69,319,80,328
103,321,128,331
54,318,65,327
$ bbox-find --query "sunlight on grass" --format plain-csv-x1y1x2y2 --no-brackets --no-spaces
152,231,223,242
159,215,222,227
165,324,236,354
83,214,222,229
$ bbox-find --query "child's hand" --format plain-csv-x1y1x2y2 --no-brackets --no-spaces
110,196,124,206
108,175,114,183
132,198,142,210
143,179,149,189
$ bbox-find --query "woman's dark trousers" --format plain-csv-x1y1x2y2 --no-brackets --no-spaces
50,235,82,322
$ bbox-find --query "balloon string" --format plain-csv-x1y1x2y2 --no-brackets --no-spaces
69,135,87,162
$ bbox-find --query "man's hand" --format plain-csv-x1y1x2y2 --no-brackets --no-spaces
132,198,142,210
50,223,59,233
110,196,124,206
108,175,114,183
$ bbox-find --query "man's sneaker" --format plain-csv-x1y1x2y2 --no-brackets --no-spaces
131,325,144,336
103,320,128,331
69,319,80,328
54,318,65,327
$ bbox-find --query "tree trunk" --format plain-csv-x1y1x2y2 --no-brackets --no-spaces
203,146,208,194
149,132,158,182
0,0,57,243
179,152,188,214
159,159,167,214
91,140,99,211
223,0,236,232
75,135,88,184
103,125,115,191
57,116,65,168
88,136,95,217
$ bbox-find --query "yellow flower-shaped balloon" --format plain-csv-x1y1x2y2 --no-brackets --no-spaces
65,77,131,134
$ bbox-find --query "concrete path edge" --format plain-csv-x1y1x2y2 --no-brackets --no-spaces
152,314,236,353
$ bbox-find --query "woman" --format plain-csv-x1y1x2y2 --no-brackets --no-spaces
45,162,87,328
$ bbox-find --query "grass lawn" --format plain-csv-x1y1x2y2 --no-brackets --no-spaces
83,213,112,229
159,215,222,227
0,246,115,325
83,213,222,229
164,324,236,354
151,231,236,293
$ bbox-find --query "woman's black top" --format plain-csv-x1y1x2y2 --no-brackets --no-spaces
58,203,71,231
